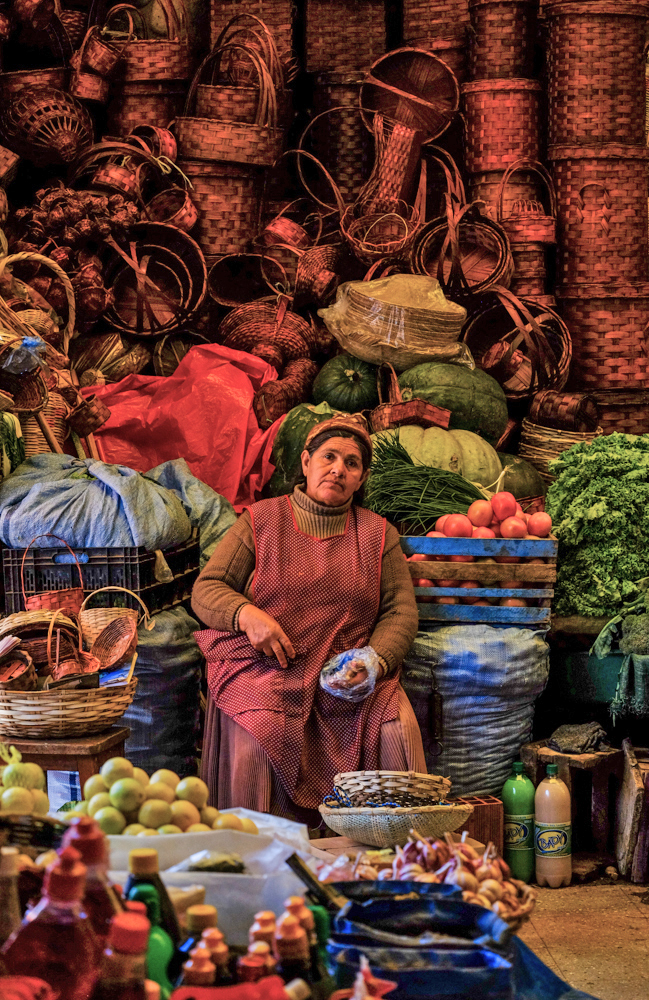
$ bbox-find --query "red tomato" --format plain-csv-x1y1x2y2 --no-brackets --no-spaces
435,578,456,587
435,596,460,605
472,526,495,538
515,502,525,518
435,515,449,533
500,579,521,589
407,553,433,562
425,530,445,539
490,521,502,537
450,554,474,563
472,599,491,606
491,491,517,521
467,499,493,527
527,512,552,537
500,597,527,607
412,578,434,602
459,581,481,604
500,516,527,539
444,513,473,537
495,556,520,564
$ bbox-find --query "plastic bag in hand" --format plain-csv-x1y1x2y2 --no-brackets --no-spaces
320,646,380,702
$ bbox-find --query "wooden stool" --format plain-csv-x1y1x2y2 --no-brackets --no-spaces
521,739,624,852
9,727,130,794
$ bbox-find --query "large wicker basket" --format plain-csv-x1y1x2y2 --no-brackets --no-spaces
519,417,603,485
319,801,473,848
0,678,137,739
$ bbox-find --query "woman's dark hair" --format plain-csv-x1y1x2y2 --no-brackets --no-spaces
288,427,372,501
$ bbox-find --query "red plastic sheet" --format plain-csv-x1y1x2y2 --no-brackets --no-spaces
81,344,284,508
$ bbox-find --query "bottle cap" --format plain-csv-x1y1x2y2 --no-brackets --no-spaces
183,945,216,985
186,903,218,933
109,911,150,953
285,980,311,1000
201,927,228,965
513,762,524,774
145,981,161,1000
284,896,315,932
0,846,19,877
128,883,161,925
253,910,276,927
249,940,271,957
128,847,159,875
44,846,86,902
275,913,308,961
546,763,558,776
62,815,107,865
126,900,148,916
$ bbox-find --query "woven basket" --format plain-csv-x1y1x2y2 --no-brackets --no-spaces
319,802,473,849
153,331,210,376
0,87,93,166
59,7,88,47
0,651,37,692
462,79,542,174
469,167,548,222
210,0,294,56
20,391,69,456
66,394,111,436
427,32,469,84
0,678,138,739
104,0,190,82
177,159,262,257
468,0,538,79
79,585,152,648
403,0,470,43
549,143,649,288
0,67,67,98
78,24,127,76
0,610,80,673
194,43,291,127
47,610,100,683
219,300,312,360
106,80,185,134
557,282,649,390
20,534,85,616
546,1,648,146
310,75,374,205
208,253,285,308
88,617,138,671
529,390,599,432
497,159,557,245
519,417,603,485
369,363,451,433
305,0,386,75
127,124,177,160
334,770,452,805
0,143,19,185
69,68,111,104
145,186,198,232
590,390,649,436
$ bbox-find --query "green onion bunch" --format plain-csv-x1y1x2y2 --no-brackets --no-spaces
364,431,484,534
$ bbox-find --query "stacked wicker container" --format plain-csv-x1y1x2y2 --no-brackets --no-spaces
546,0,649,431
402,0,470,82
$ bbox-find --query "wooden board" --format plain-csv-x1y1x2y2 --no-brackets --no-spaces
615,738,645,878
631,747,649,884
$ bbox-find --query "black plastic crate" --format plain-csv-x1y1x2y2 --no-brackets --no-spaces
3,535,200,616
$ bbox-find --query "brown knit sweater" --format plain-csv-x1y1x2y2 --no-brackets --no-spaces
191,486,419,675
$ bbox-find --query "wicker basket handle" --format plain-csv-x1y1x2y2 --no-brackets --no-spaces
428,145,467,208
20,534,85,609
47,608,81,674
376,362,403,406
214,12,283,87
154,0,188,42
285,148,346,218
435,198,476,298
0,253,76,354
79,586,155,629
576,183,612,232
491,285,561,388
103,236,187,333
496,158,557,223
103,3,147,39
184,43,277,128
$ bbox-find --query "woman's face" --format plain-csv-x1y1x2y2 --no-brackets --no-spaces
301,436,369,506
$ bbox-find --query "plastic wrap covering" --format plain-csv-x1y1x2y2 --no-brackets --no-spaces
320,645,379,702
319,275,473,372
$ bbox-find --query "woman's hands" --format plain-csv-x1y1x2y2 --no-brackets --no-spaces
325,659,369,692
238,604,295,668
320,646,380,702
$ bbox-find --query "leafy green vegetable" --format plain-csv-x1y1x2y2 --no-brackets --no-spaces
546,433,649,616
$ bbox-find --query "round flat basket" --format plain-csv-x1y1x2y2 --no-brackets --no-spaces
0,679,137,739
334,769,452,805
318,801,473,848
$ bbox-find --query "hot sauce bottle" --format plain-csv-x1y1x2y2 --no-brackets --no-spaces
62,815,123,943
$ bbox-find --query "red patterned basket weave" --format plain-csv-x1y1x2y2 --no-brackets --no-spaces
529,390,599,433
105,0,190,82
177,159,262,257
549,143,649,287
546,0,649,146
462,79,542,173
210,0,294,56
590,391,649,436
469,166,548,221
403,0,470,44
0,67,68,98
304,0,386,75
557,283,649,390
310,74,374,204
469,0,538,79
106,81,186,134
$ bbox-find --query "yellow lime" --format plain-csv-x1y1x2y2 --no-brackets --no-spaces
73,800,89,814
31,790,50,815
93,806,126,835
213,813,243,832
144,781,176,804
239,817,259,835
149,769,180,791
170,800,201,831
175,777,209,810
22,763,45,792
1,786,34,814
88,792,112,817
200,806,220,826
139,799,173,829
186,823,211,833
157,824,183,835
63,810,87,821
137,829,158,837
109,778,146,814
132,767,149,787
124,823,147,836
100,757,134,788
83,774,108,801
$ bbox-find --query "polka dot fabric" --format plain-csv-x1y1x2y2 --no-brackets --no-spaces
195,495,401,809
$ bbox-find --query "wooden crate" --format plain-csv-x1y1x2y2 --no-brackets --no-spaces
451,794,503,856
400,534,557,628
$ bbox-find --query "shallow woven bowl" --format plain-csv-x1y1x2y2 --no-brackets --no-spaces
318,801,473,848
0,679,137,739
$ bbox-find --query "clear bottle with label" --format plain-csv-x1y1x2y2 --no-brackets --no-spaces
502,762,535,883
534,763,572,888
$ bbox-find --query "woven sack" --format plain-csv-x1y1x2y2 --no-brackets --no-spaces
20,534,85,616
462,79,542,174
104,0,190,82
468,0,538,80
369,363,451,433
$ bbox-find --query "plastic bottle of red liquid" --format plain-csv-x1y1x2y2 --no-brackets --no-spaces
62,815,123,943
171,976,311,1000
91,911,150,1000
1,846,99,1000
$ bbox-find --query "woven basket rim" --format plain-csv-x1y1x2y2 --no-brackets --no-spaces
462,78,542,94
548,143,649,161
556,282,649,299
319,803,469,817
0,678,136,704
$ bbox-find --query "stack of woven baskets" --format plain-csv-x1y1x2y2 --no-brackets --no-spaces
402,0,470,82
546,0,649,432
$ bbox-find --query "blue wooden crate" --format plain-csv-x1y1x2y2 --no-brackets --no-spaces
400,535,558,628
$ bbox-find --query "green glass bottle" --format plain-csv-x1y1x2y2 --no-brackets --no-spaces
502,761,536,883
127,884,175,1000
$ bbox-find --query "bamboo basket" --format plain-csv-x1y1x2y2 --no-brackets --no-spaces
369,363,451,433
309,75,373,205
529,390,599,432
89,617,138,671
0,610,80,673
403,0,470,46
0,68,67,98
333,770,452,805
0,87,93,166
105,0,190,82
79,585,152,648
304,0,386,75
468,0,538,80
20,534,84,616
20,391,69,457
0,677,138,738
106,80,186,134
519,417,603,485
210,0,294,56
319,802,473,849
177,159,263,257
590,390,649,436
462,79,542,173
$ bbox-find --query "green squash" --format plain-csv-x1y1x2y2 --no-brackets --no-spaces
397,363,508,445
373,425,502,488
498,453,547,499
268,401,344,496
312,354,379,412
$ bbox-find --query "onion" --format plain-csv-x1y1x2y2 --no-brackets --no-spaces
478,878,503,901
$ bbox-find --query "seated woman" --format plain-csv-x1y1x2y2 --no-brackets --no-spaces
192,413,426,826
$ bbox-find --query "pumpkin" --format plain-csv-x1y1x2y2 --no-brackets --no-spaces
373,425,502,488
397,363,508,445
268,401,344,495
312,354,379,412
498,453,547,499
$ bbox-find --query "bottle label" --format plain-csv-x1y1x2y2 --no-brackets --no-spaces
534,820,572,857
504,814,533,850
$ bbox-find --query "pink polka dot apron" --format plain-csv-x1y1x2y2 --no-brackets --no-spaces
195,496,401,809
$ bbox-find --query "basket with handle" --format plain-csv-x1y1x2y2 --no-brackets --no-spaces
209,0,294,58
104,0,190,82
79,22,132,76
144,185,198,232
78,585,154,648
0,651,37,692
48,610,101,683
496,159,557,246
176,158,262,257
369,363,452,433
0,610,79,673
21,534,85,616
175,44,283,166
87,616,139,671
